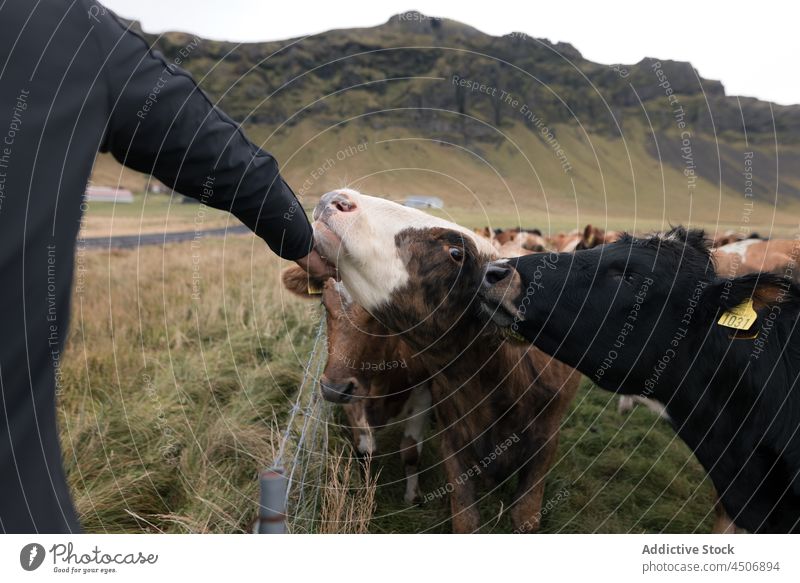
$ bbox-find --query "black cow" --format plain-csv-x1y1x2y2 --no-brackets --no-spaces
479,227,800,533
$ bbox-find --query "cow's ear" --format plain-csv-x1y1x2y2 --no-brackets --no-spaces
582,224,596,248
704,273,800,313
281,265,326,298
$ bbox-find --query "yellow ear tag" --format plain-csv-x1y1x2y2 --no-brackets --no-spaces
307,281,323,295
718,299,757,331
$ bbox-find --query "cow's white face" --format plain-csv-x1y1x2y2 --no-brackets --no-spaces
313,189,496,311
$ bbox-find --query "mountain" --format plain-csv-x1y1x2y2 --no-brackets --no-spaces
95,11,800,231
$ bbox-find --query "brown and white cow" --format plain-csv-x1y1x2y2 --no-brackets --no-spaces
493,228,517,247
312,188,580,533
474,226,494,241
713,238,800,282
550,225,623,253
548,229,582,252
711,230,764,248
282,268,432,504
712,230,746,248
494,228,549,253
517,231,549,253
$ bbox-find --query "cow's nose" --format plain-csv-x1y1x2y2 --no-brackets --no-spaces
326,190,357,212
314,190,358,220
319,376,357,403
483,262,513,288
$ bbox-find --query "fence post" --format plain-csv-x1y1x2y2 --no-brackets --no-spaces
258,467,287,534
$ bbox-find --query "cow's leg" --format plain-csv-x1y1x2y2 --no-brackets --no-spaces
400,386,431,504
638,396,670,420
440,434,480,533
617,395,634,415
400,435,421,504
510,462,546,533
344,403,375,456
511,434,561,533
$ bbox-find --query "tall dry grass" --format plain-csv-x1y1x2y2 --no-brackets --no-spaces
316,452,378,534
58,235,373,533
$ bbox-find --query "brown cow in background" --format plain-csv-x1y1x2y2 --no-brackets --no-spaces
549,225,622,252
548,229,582,252
714,238,800,282
576,224,623,250
711,230,763,248
488,227,550,253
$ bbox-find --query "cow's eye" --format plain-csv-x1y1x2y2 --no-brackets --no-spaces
611,270,635,285
448,246,464,262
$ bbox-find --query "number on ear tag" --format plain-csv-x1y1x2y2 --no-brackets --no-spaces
718,299,757,331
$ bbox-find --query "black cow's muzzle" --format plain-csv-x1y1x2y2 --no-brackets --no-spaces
479,260,524,327
483,262,513,287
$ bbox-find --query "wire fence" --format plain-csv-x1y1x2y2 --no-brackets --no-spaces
258,309,331,533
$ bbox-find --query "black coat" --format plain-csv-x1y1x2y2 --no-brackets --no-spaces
0,0,312,532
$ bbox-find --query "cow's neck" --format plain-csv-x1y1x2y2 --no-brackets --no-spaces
418,333,523,388
376,298,490,360
644,322,800,532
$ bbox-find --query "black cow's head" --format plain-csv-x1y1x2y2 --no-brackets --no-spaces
479,227,799,394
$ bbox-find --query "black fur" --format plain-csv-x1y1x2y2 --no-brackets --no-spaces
486,227,800,532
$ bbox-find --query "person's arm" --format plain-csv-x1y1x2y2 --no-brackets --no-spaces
91,5,331,273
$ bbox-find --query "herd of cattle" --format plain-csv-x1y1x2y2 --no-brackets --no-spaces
283,188,800,533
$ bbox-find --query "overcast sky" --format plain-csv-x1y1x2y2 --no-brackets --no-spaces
102,0,798,105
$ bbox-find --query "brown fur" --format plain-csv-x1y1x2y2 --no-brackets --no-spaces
281,261,326,295
282,267,432,503
474,226,493,240
493,228,519,246
713,238,800,282
577,224,623,250
548,229,582,252
319,279,427,428
493,229,550,254
712,230,746,248
549,225,623,253
712,231,762,248
377,228,580,533
517,232,550,252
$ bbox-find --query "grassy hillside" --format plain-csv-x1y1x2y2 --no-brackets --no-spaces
88,12,800,238
94,115,800,238
60,237,715,533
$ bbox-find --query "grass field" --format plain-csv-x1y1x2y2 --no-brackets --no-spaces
58,232,717,533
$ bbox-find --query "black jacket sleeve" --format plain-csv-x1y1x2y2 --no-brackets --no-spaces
93,8,312,259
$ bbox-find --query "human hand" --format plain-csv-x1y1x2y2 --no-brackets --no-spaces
295,248,337,280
